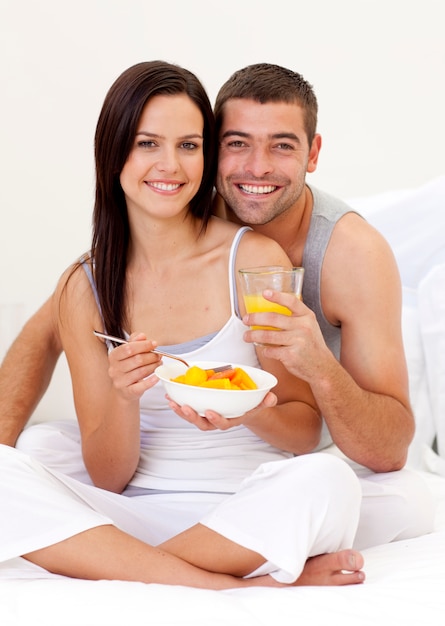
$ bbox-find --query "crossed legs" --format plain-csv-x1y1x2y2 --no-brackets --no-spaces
6,446,365,588
24,523,364,589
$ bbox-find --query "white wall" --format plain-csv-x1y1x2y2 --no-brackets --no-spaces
0,0,444,419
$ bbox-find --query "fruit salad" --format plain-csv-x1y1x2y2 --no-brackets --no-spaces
171,365,258,390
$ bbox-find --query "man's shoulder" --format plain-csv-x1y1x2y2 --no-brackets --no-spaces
308,184,357,221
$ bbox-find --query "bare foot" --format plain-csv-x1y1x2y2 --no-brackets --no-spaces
294,549,365,586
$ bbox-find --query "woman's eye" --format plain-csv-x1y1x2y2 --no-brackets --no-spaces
138,140,156,149
181,142,198,150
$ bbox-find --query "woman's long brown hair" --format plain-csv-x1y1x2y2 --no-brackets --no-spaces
91,60,217,337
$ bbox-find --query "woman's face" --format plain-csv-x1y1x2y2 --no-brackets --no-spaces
120,93,205,222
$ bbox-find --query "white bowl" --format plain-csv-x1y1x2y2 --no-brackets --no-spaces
155,360,277,418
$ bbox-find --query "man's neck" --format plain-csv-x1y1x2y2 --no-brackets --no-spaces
212,186,314,266
249,186,314,266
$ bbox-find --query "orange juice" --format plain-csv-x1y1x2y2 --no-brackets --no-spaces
239,266,304,338
243,293,292,330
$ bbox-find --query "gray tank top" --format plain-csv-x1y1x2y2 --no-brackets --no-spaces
302,185,361,449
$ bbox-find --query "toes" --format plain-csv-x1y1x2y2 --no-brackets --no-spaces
330,570,365,586
336,549,364,572
294,550,366,587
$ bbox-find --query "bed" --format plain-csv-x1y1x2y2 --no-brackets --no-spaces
1,177,445,626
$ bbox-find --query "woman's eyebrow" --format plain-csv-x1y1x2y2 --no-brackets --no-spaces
136,131,203,139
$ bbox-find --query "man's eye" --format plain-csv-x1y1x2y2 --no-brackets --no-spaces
227,140,245,148
276,143,294,150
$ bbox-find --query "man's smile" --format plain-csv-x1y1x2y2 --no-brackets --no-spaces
238,184,278,195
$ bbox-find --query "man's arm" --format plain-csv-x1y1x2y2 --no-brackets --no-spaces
242,214,414,472
315,214,414,471
0,296,62,446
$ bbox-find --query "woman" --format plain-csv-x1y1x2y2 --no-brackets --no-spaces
0,61,363,588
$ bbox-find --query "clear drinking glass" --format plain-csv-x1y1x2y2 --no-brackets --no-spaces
239,266,304,336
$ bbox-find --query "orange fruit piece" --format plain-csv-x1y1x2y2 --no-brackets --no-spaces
200,378,232,390
183,366,208,385
207,368,237,381
231,367,257,390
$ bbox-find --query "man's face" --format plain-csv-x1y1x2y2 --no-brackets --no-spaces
216,99,319,225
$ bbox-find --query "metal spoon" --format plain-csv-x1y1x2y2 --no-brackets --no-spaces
93,330,191,366
93,330,232,372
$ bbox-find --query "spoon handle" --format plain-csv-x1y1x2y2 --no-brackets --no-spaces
93,331,231,372
93,330,190,367
93,330,128,345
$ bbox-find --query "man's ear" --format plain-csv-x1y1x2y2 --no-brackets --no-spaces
307,134,322,173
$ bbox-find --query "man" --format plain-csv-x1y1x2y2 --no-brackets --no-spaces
0,63,434,552
214,64,411,473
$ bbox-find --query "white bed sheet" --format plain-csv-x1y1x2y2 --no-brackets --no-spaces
1,469,444,626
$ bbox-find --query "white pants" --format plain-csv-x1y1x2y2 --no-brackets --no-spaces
348,459,435,549
2,425,362,584
16,421,436,549
1,420,434,583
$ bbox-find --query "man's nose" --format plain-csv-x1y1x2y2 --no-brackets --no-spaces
244,146,274,177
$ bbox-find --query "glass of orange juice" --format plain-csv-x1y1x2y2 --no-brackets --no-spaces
239,266,304,337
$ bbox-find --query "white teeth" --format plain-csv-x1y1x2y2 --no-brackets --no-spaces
149,182,181,191
239,184,276,194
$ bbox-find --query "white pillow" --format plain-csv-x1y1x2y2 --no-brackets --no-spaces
418,264,445,461
348,176,445,289
401,288,435,468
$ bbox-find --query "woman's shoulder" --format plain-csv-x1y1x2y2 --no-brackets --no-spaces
206,216,249,246
208,216,272,243
237,231,292,268
54,254,95,311
207,217,291,264
53,254,104,343
208,215,242,232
